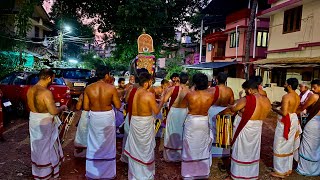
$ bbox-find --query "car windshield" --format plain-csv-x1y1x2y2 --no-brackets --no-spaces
62,70,90,79
30,77,65,85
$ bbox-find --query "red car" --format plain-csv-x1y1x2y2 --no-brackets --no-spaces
0,72,71,117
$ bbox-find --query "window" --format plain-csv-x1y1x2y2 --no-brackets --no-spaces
12,77,26,85
230,31,239,48
207,44,213,51
62,70,91,79
0,74,14,85
283,6,302,34
257,31,269,47
35,26,39,37
302,71,312,81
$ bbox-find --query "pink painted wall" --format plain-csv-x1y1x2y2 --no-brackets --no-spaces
225,18,269,61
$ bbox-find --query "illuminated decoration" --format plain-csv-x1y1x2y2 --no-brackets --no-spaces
134,31,156,76
135,54,155,74
137,33,154,53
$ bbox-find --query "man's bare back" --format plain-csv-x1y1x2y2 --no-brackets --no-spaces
83,81,121,111
162,85,189,108
27,85,58,114
184,89,215,116
281,92,300,115
230,80,271,121
27,69,67,115
131,88,160,116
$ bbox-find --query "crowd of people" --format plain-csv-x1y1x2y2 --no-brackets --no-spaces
26,67,320,179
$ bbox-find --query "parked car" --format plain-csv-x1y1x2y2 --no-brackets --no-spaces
0,72,71,117
51,68,91,97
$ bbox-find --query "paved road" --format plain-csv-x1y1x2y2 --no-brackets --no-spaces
0,112,318,179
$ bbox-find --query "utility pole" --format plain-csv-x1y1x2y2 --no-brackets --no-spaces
58,31,63,61
244,0,258,80
199,19,204,64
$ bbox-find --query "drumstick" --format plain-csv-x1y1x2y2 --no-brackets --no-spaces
216,115,220,146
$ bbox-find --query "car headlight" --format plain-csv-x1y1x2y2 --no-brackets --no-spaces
66,89,70,94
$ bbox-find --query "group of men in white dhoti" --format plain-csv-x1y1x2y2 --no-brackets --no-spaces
27,67,320,180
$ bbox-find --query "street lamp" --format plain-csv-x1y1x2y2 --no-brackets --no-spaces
68,59,78,64
58,25,72,61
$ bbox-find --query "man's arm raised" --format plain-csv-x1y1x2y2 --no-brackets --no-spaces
149,93,161,115
43,91,66,115
159,87,173,108
112,87,121,109
229,89,235,105
296,94,319,114
272,95,288,116
76,93,84,111
229,97,246,113
83,89,90,111
125,85,134,103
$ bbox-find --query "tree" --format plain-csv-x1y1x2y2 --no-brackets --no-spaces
50,0,209,65
244,0,258,80
49,1,94,60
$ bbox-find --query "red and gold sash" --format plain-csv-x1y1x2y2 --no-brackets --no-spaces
231,95,256,146
168,86,180,111
127,87,138,125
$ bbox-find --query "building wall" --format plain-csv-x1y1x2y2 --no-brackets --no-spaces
268,0,320,57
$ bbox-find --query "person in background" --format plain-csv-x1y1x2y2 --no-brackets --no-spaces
271,78,301,178
296,79,320,176
27,69,67,179
83,66,121,179
180,73,216,179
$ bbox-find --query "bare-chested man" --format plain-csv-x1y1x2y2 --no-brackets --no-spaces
169,72,180,87
208,72,234,168
117,77,126,101
27,69,67,179
154,79,169,101
271,78,301,178
160,72,190,162
124,72,161,179
83,66,121,179
295,79,320,176
180,73,216,179
125,75,135,90
227,79,271,179
239,75,267,98
120,68,156,163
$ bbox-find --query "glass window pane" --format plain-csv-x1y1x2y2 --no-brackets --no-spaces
257,32,262,47
262,32,268,47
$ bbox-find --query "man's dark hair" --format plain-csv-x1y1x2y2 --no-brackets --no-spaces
96,66,110,79
161,79,169,85
287,78,299,90
179,72,189,84
250,75,263,85
193,73,208,90
217,72,228,84
139,72,152,86
118,77,125,84
170,73,179,80
39,69,54,80
135,68,149,81
242,79,258,90
311,79,320,85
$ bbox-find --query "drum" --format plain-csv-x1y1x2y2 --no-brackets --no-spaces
58,111,75,144
215,115,233,148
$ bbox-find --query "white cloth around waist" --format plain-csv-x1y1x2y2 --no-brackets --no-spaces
86,110,116,160
125,115,155,165
182,114,212,161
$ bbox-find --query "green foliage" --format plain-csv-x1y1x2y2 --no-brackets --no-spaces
50,1,94,60
49,0,209,65
165,56,184,79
